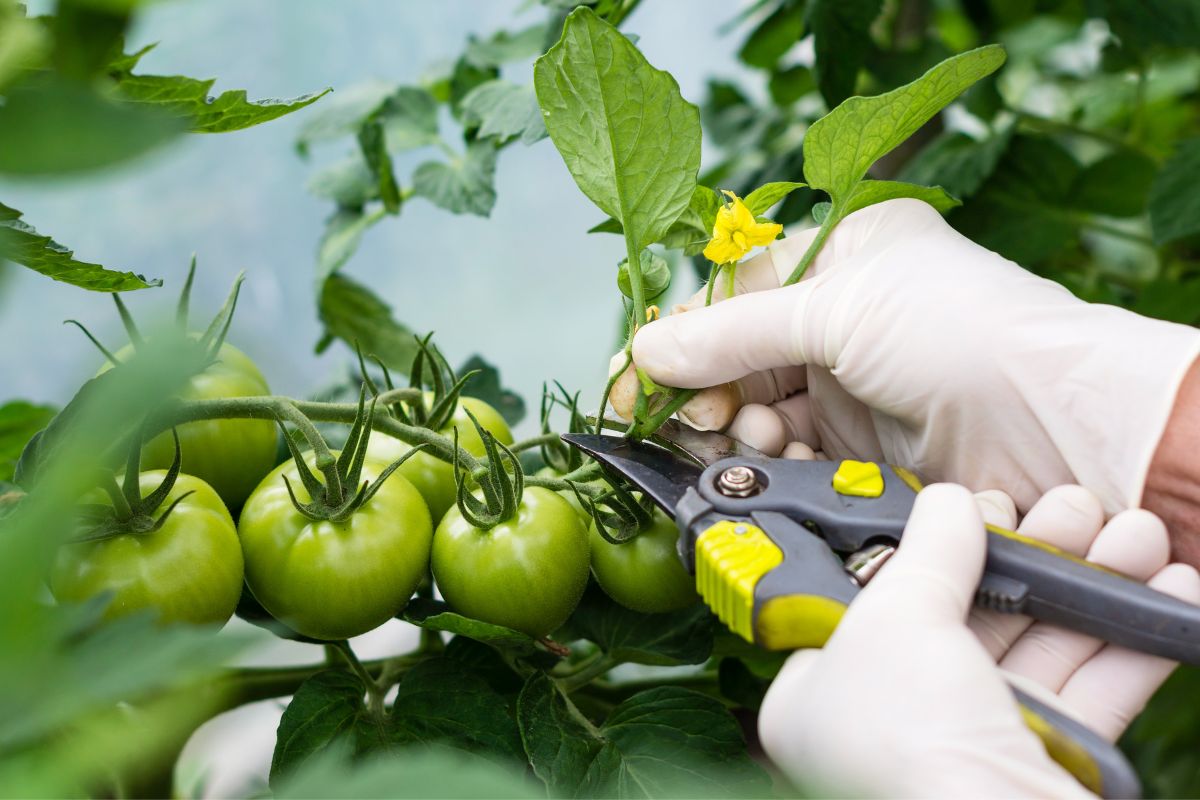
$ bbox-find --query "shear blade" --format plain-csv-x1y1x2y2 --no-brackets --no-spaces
560,433,700,516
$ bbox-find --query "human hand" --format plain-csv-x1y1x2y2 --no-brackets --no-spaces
757,482,1200,798
623,199,1200,516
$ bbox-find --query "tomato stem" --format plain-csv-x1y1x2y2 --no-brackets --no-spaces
594,350,631,436
557,653,617,692
783,210,836,286
333,640,387,716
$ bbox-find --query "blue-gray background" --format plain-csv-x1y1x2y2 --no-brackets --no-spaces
1,1,754,426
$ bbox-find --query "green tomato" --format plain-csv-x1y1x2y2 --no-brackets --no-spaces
238,453,433,641
432,487,589,637
50,471,243,626
366,395,514,523
103,341,277,510
589,507,699,614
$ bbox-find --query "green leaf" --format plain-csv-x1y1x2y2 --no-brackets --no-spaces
617,250,670,303
949,135,1081,265
841,180,960,217
114,74,329,134
459,81,547,145
1098,0,1200,53
402,598,539,656
0,4,47,90
412,142,498,217
0,76,184,176
811,200,832,223
357,119,402,214
562,584,716,666
738,1,806,69
1132,279,1200,326
0,202,160,292
295,80,397,153
807,0,883,107
588,218,623,235
1069,148,1158,218
272,746,537,800
803,44,1006,204
896,128,1013,199
305,155,378,207
315,207,385,280
743,181,808,215
1149,137,1200,245
534,7,702,251
378,87,441,152
270,669,375,787
576,687,771,798
465,24,548,69
0,401,56,483
317,272,421,372
391,657,524,763
457,355,527,427
768,64,814,106
517,673,600,795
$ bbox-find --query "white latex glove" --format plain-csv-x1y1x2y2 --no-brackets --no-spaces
629,199,1200,515
757,482,1200,799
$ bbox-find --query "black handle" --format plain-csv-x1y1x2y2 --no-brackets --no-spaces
983,525,1200,665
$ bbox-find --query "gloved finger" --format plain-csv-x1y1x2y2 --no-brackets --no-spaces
757,648,823,766
678,366,807,432
998,508,1171,691
724,391,819,456
974,489,1018,529
804,366,884,462
633,280,818,389
968,486,1106,660
852,483,986,626
1057,562,1200,742
781,441,815,460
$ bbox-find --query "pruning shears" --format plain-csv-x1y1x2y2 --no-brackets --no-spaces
563,422,1200,800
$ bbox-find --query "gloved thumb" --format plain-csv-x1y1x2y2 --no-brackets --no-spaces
632,279,818,389
854,483,989,626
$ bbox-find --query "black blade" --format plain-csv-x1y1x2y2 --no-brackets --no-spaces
560,433,700,516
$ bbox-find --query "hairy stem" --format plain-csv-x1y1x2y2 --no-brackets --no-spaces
558,654,617,693
153,395,481,474
596,350,631,435
334,641,386,718
784,211,837,286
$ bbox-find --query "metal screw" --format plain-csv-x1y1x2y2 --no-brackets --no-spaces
717,466,760,497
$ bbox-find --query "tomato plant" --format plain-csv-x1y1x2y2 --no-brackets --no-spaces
3,0,1200,797
368,392,514,522
238,417,434,641
588,506,698,615
51,456,243,627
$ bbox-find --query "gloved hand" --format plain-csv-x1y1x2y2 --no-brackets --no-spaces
757,482,1200,798
625,199,1200,515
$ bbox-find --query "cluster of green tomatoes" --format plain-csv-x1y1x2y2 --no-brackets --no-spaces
48,293,701,645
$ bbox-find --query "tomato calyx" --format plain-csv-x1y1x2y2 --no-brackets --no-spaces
538,382,587,475
451,409,523,530
570,479,656,545
359,334,479,436
72,428,194,543
276,386,425,522
66,257,247,379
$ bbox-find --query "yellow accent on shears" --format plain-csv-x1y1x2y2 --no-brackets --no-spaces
891,465,924,493
832,460,884,498
986,524,1121,576
694,521,782,642
756,594,847,649
1020,707,1104,796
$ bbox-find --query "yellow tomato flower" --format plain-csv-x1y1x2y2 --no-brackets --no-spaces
703,190,783,265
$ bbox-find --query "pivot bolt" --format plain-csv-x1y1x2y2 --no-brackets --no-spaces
717,466,761,498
